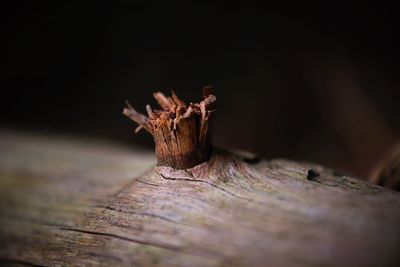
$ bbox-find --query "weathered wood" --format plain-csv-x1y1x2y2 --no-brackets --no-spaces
0,130,400,267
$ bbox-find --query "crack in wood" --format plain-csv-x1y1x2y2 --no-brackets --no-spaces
156,170,252,201
59,227,181,252
0,258,47,267
0,216,72,229
97,205,190,226
136,179,161,187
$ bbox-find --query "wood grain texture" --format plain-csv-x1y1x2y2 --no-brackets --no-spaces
0,130,400,267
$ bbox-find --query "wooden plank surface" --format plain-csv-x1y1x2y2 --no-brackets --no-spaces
0,130,399,267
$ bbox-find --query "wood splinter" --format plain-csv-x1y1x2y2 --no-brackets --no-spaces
123,86,216,169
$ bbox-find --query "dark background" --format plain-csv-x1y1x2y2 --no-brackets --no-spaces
1,2,399,177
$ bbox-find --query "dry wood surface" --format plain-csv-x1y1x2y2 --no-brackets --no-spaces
0,130,400,267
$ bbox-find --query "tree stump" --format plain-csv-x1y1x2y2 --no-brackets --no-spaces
0,130,400,267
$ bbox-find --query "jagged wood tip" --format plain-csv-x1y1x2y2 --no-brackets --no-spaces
123,86,216,169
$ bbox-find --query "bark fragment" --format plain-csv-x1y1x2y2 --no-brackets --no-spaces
123,87,216,169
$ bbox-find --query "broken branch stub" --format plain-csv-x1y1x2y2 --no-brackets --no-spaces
123,87,216,169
